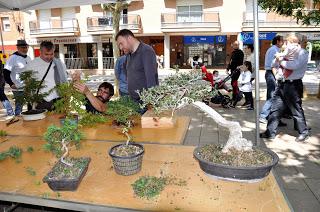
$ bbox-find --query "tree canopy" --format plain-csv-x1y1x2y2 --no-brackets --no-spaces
258,0,320,25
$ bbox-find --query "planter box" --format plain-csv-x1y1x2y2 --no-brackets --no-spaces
43,157,91,191
141,110,176,128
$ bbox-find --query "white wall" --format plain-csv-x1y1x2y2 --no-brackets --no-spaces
219,0,245,33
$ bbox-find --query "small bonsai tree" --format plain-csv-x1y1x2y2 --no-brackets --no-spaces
105,96,140,145
138,71,253,153
43,119,83,166
18,70,49,112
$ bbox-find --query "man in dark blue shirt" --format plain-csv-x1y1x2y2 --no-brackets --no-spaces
115,29,158,103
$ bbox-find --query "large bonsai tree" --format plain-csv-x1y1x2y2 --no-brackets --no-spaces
138,71,253,153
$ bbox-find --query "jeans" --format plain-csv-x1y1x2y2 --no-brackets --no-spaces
265,70,276,100
0,86,14,116
260,99,272,119
12,90,23,115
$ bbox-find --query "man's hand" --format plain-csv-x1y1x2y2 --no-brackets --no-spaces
73,82,90,96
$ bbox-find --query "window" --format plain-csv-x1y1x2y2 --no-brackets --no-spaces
1,17,10,31
177,5,203,22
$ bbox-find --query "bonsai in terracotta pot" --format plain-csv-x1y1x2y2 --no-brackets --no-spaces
42,119,90,191
18,70,49,121
138,71,279,182
105,96,143,176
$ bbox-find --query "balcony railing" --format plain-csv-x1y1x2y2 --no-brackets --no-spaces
87,14,141,32
29,18,79,34
161,11,220,28
64,57,114,69
242,11,316,28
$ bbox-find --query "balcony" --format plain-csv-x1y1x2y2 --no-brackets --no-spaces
87,14,141,34
242,11,316,32
161,11,220,33
29,18,79,37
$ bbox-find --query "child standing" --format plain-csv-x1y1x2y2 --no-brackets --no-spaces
238,61,254,110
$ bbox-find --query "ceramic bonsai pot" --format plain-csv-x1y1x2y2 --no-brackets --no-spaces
21,109,47,121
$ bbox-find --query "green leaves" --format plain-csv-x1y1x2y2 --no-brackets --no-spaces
43,119,83,159
0,146,22,162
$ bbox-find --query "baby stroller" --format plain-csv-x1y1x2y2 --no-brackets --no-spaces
201,66,233,108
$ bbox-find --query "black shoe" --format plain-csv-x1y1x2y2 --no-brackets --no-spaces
278,121,287,127
260,132,276,140
295,133,310,142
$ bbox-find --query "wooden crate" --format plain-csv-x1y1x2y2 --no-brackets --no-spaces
141,110,176,128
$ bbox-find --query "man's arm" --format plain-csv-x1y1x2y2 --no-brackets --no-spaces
3,57,16,88
73,82,106,113
142,48,158,87
280,50,308,71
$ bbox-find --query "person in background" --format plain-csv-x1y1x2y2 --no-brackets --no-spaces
116,29,158,110
0,63,14,116
3,40,31,115
245,44,255,82
73,81,114,113
238,61,254,110
26,41,68,111
115,51,128,96
227,41,244,107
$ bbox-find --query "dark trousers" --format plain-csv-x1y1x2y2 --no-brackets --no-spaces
231,69,240,101
243,92,253,108
0,85,8,101
265,70,276,100
267,80,308,136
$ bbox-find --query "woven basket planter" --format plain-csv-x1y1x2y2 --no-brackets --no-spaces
109,143,144,176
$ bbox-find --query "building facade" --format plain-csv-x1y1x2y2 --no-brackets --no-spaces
0,0,319,69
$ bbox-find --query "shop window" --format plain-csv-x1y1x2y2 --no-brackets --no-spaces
177,5,202,22
1,17,11,32
64,44,78,58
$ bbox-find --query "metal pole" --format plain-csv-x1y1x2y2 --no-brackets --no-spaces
253,0,260,146
0,22,5,55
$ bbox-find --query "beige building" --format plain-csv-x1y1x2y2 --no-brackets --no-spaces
0,0,319,69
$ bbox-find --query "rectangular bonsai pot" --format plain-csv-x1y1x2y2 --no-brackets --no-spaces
43,157,91,191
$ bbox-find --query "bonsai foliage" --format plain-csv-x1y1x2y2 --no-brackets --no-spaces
19,70,49,110
105,96,140,145
139,71,253,153
138,71,212,117
43,119,83,166
54,82,86,118
258,0,320,25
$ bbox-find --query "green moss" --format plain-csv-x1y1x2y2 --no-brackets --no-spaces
0,146,22,162
26,167,36,176
0,130,8,137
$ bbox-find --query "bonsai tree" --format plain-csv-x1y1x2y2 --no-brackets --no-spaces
105,96,140,145
138,71,253,153
54,82,86,119
43,119,83,166
18,70,49,113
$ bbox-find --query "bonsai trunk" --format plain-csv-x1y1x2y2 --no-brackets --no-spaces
32,102,37,111
60,139,73,166
192,101,253,153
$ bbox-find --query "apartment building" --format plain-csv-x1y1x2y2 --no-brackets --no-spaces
1,0,319,69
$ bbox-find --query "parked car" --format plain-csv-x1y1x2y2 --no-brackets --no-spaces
307,61,317,72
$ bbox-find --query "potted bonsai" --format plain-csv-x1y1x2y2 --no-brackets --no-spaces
42,119,90,191
105,96,143,176
54,82,108,126
138,71,279,182
54,82,86,125
18,70,49,121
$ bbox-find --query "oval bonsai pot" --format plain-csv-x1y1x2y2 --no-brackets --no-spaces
43,157,91,191
109,143,144,176
21,109,47,121
193,146,279,181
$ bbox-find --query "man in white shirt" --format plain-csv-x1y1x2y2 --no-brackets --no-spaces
3,40,31,115
26,41,68,111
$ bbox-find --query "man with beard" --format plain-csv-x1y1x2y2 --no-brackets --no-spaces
73,82,114,113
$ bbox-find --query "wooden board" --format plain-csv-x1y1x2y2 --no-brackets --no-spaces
0,137,290,212
141,110,177,128
0,114,190,145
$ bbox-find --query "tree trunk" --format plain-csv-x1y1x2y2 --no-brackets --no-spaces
192,101,253,153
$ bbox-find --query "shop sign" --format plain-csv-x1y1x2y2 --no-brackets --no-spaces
184,36,215,44
27,36,101,45
241,32,277,44
215,35,226,44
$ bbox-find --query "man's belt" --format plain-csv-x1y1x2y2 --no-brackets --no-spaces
283,79,302,83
